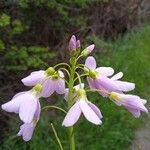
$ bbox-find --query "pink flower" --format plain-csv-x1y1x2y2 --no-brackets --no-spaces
17,101,41,141
69,35,80,51
62,88,102,127
22,68,66,98
85,56,135,97
40,71,65,97
1,91,40,123
109,92,148,117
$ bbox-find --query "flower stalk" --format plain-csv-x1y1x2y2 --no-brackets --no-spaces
67,56,77,150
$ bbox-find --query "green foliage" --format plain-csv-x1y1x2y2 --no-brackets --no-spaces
0,13,10,27
0,39,5,52
3,46,56,71
1,25,150,150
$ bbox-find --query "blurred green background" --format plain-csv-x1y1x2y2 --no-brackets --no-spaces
0,0,150,150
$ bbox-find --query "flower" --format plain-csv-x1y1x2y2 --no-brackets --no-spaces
17,101,41,141
69,35,80,51
109,92,148,117
40,70,66,97
22,68,66,98
81,44,95,56
62,88,102,127
1,90,40,123
85,56,135,97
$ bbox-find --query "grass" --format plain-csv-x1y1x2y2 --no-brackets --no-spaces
1,25,150,150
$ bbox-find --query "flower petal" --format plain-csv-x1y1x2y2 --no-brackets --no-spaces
40,79,55,97
62,102,81,127
17,123,35,142
58,71,64,78
88,103,103,119
54,79,66,94
74,83,84,91
125,107,141,118
114,81,135,92
96,67,114,76
96,76,119,92
21,70,45,86
79,100,102,125
87,77,96,89
121,94,148,113
111,72,123,80
85,56,96,70
19,94,38,123
1,97,21,113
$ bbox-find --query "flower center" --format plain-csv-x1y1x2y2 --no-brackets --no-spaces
45,67,55,76
89,70,97,79
109,92,120,101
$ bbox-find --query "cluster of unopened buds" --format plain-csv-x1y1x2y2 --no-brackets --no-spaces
1,35,148,148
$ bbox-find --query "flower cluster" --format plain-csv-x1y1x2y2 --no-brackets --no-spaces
1,35,148,142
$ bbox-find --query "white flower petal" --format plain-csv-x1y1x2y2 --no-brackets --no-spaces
79,100,102,125
40,79,55,97
111,72,123,80
114,81,135,92
96,67,114,76
19,94,38,123
22,70,45,86
62,102,81,127
85,56,96,70
54,79,66,94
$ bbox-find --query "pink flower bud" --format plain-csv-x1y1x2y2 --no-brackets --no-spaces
76,40,80,49
69,35,77,51
86,44,95,53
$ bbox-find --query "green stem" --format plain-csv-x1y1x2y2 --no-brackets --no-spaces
42,105,67,114
67,57,76,150
51,123,64,150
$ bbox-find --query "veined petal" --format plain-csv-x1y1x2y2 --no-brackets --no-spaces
111,72,123,80
85,56,96,70
87,77,96,89
95,67,114,76
120,94,148,113
96,76,119,92
21,70,45,86
88,102,103,119
79,100,102,125
125,107,141,118
17,123,35,142
1,97,21,113
62,102,81,127
19,94,38,123
54,79,66,94
40,79,55,97
114,81,135,92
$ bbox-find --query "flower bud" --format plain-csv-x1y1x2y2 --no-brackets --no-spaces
69,35,76,51
76,40,80,49
81,44,95,57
